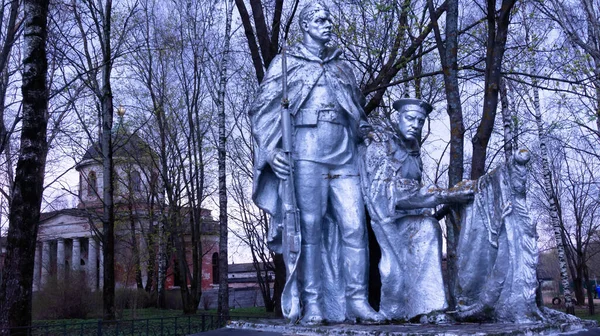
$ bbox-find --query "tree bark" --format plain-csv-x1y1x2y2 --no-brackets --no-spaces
217,0,234,322
499,78,513,162
584,265,595,315
532,71,575,315
470,0,516,180
427,0,464,308
0,0,50,333
100,0,116,320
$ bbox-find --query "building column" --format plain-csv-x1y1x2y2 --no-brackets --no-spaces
72,238,81,272
99,243,104,289
33,242,41,291
56,238,65,281
41,240,50,287
88,238,98,290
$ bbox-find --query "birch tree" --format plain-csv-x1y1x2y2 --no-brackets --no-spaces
0,0,50,332
530,70,575,314
215,0,234,321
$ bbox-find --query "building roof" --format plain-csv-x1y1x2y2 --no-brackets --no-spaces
77,124,156,169
38,206,219,234
39,208,94,222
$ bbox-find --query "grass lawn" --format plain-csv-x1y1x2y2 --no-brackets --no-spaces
574,307,600,323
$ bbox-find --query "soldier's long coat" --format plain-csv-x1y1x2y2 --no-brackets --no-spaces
249,43,368,321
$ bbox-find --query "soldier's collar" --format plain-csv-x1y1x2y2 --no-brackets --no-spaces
289,43,342,63
390,132,420,156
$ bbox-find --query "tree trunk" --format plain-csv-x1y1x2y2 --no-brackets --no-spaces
470,0,516,180
584,266,595,315
101,91,115,321
499,78,513,162
217,0,234,322
427,0,464,308
0,0,50,333
532,71,575,315
573,276,585,306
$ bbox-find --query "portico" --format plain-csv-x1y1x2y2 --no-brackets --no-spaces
33,233,101,291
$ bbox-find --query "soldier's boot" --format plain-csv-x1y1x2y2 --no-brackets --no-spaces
299,244,324,325
344,246,385,323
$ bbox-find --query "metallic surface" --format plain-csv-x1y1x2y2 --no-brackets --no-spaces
361,98,474,321
249,1,380,324
454,149,545,323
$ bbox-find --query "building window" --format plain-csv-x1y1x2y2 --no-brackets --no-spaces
87,171,97,197
130,170,141,193
212,252,219,285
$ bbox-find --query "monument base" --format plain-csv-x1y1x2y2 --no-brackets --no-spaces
227,317,596,336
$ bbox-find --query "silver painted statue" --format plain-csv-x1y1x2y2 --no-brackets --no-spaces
454,149,545,323
249,1,382,324
361,98,474,321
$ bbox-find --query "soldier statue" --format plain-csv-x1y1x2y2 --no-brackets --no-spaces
361,98,474,321
249,1,382,325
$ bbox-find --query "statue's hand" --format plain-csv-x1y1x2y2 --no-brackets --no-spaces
444,191,474,204
440,180,475,204
358,124,375,142
269,149,291,180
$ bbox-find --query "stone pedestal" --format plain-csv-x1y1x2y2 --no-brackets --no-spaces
227,314,596,336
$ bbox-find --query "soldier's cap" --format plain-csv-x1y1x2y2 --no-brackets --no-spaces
392,98,433,115
300,1,330,23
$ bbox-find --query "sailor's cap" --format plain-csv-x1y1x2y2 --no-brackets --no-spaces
392,98,433,115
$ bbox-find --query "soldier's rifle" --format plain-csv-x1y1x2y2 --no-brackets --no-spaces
280,44,301,321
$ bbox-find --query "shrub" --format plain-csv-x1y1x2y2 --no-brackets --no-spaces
33,272,101,320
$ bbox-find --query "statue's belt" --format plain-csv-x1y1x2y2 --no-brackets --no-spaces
295,108,344,126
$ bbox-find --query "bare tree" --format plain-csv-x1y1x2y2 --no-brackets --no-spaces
469,0,517,179
227,80,278,312
0,0,21,158
214,0,234,321
55,0,138,320
537,0,600,137
0,0,50,332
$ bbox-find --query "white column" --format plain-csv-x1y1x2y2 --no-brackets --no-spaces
88,238,98,290
41,241,50,287
99,243,104,289
72,238,81,272
33,243,41,291
56,238,65,281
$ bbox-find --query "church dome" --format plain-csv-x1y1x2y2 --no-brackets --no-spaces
77,125,156,170
75,121,161,208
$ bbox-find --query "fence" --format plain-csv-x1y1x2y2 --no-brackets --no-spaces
1,314,265,336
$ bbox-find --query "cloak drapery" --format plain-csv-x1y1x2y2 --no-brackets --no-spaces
249,43,368,321
360,130,448,320
455,156,543,322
